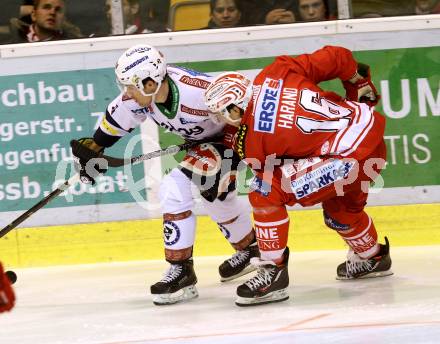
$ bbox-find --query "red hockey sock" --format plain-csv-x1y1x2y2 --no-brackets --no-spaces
253,206,290,262
336,212,379,258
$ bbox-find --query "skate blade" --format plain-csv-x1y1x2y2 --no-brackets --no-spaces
235,288,289,307
152,285,198,305
336,269,394,281
220,264,257,282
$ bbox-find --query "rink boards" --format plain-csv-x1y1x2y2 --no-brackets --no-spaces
1,203,439,268
0,16,439,269
0,16,439,227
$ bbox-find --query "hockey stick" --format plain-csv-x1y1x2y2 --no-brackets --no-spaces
0,141,197,238
0,174,80,239
100,141,197,167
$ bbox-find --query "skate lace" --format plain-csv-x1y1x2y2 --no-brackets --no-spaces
227,250,250,268
160,264,183,283
346,251,374,275
245,258,276,290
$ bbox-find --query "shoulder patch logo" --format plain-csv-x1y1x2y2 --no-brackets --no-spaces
179,75,211,89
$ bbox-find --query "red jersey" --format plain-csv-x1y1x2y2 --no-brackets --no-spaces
235,46,386,170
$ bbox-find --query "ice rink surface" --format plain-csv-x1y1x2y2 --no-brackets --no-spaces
1,246,440,344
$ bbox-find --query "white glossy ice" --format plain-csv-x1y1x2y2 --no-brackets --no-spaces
1,246,440,344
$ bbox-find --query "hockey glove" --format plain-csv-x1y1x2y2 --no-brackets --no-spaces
0,263,15,313
70,138,107,185
343,63,380,107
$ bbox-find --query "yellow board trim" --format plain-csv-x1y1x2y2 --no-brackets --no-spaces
1,203,439,268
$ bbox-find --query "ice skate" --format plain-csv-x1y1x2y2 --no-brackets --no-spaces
337,237,393,280
235,247,289,307
150,258,198,305
219,242,260,282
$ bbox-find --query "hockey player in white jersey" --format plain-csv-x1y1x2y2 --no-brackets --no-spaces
71,44,259,305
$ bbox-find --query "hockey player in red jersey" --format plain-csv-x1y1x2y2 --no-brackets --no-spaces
204,45,393,306
0,262,15,313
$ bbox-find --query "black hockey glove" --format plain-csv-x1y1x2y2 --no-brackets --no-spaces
70,138,107,185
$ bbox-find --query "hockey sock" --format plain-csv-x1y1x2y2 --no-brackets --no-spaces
253,206,290,263
218,212,254,250
163,211,196,261
335,212,379,259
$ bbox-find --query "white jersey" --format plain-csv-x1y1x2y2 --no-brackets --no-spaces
98,65,224,141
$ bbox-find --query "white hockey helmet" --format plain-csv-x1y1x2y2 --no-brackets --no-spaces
204,72,252,125
115,44,166,96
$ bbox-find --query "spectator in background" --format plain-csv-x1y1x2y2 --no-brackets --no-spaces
105,0,145,34
264,7,295,24
205,0,243,29
240,1,296,26
264,3,295,25
415,0,440,14
8,0,82,43
297,0,330,22
142,0,169,32
123,0,144,34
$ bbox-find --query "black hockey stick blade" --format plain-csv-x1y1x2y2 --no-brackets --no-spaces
0,174,80,239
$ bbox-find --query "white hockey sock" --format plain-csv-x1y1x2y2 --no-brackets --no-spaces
163,211,197,250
